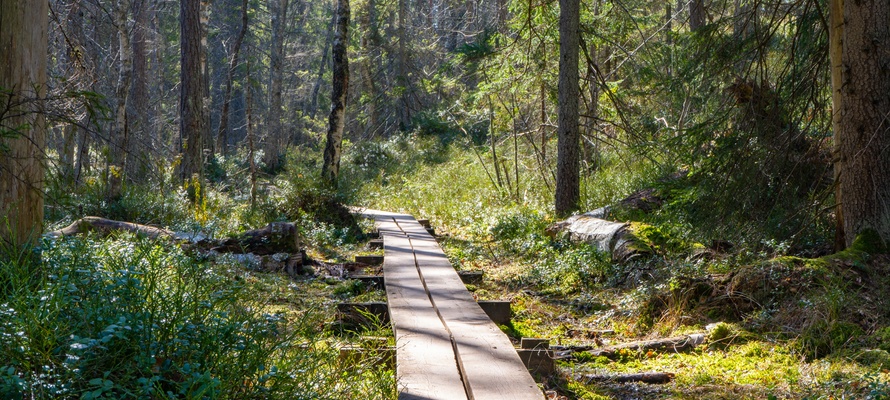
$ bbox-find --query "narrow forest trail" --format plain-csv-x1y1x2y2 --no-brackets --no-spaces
358,208,544,400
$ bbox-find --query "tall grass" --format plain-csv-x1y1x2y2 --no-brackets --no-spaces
346,134,654,233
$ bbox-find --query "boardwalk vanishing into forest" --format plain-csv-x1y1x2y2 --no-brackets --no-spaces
358,209,544,400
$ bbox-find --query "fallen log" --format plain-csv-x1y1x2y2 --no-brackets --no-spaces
47,217,306,276
48,217,300,255
47,217,177,240
545,213,647,262
578,333,706,360
583,372,674,384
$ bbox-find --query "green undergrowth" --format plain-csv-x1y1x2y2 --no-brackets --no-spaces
347,133,890,398
0,235,395,399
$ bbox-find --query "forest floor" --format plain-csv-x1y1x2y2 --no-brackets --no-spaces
278,212,890,400
10,139,890,399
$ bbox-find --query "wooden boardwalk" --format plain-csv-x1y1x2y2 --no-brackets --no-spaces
359,209,543,400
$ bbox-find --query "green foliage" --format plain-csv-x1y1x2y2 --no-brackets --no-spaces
275,151,363,248
0,237,394,399
797,321,864,360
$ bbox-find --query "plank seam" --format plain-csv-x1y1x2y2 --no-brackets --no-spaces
408,235,474,400
388,216,471,399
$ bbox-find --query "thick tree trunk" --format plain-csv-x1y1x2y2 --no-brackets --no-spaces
836,0,890,248
0,0,48,245
322,0,350,185
180,0,205,186
216,0,249,155
555,0,581,216
264,0,288,171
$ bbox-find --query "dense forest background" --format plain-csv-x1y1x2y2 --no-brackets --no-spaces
2,0,890,398
29,0,842,246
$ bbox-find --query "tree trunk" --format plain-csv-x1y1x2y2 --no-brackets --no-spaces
322,0,350,185
246,46,258,207
555,0,581,216
200,0,212,157
836,0,890,248
108,0,133,201
180,0,205,188
264,0,289,171
829,0,845,250
0,0,48,245
216,0,249,155
396,0,410,131
307,8,335,119
689,0,706,31
129,0,150,179
359,0,381,138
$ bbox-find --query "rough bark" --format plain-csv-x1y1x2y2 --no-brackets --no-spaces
180,0,205,185
836,0,890,247
264,0,288,171
0,0,48,246
322,0,350,185
216,0,249,155
556,0,581,216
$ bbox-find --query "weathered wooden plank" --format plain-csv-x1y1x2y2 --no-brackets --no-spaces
358,208,543,399
412,247,543,399
384,231,468,400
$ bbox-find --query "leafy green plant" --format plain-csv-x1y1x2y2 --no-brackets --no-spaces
0,236,394,399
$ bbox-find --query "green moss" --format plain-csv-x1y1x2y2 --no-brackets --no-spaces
565,381,611,400
875,327,890,352
771,255,829,271
821,229,887,266
856,349,890,369
627,222,689,255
